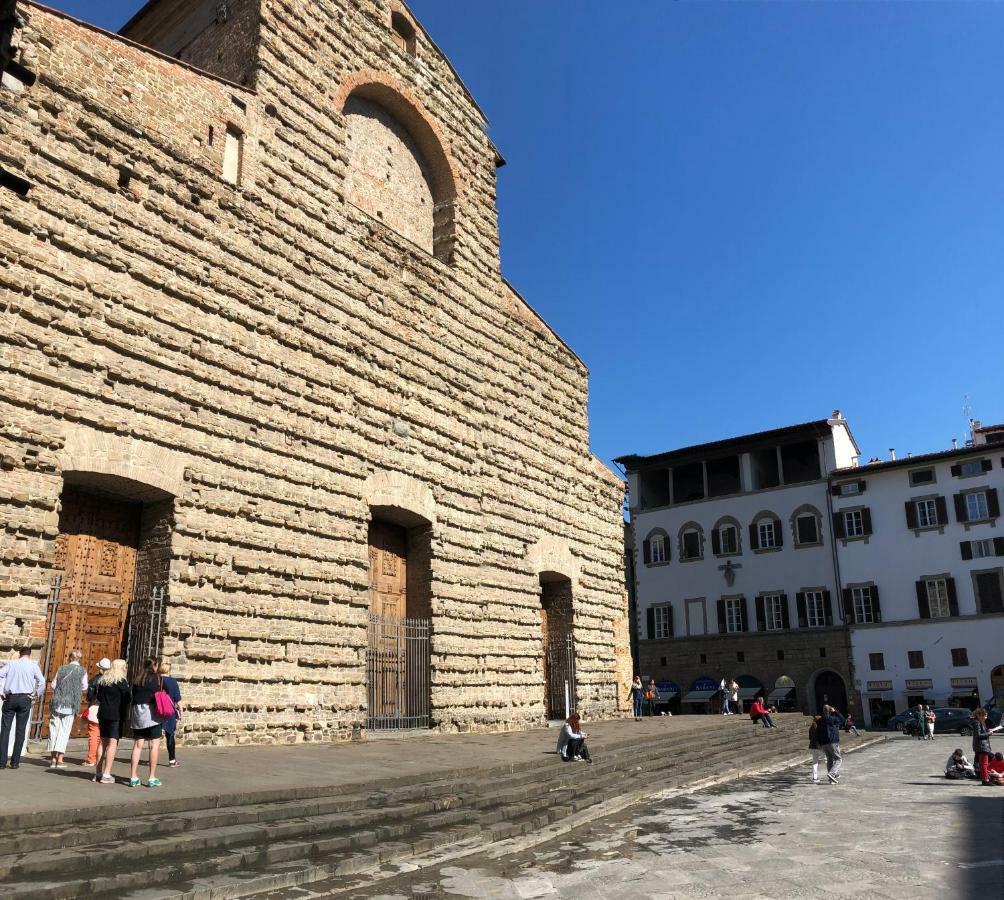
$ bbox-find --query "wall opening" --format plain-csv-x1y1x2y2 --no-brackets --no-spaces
540,573,574,720
391,11,417,55
638,468,669,509
37,477,173,738
366,516,432,730
751,447,780,490
707,455,741,497
672,462,704,503
781,440,821,484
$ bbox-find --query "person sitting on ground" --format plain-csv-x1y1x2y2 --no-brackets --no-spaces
945,748,977,780
988,752,1004,786
557,712,592,763
749,696,776,728
843,714,861,737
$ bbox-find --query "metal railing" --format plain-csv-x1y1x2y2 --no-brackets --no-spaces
546,633,576,720
125,585,167,683
366,613,430,731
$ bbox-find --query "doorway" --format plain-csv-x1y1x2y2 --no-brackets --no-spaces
41,489,142,737
991,665,1004,702
812,670,848,714
366,519,431,730
540,574,574,720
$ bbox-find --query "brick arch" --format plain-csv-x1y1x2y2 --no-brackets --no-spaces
58,428,185,499
525,535,579,587
363,469,437,528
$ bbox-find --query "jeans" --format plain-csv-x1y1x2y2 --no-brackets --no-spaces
165,731,177,761
722,698,731,714
563,737,591,761
821,742,842,778
0,694,33,767
632,695,643,718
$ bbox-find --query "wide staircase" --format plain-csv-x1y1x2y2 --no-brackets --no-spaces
0,715,881,899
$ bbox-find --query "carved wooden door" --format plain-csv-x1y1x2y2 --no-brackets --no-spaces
368,521,408,720
45,490,140,737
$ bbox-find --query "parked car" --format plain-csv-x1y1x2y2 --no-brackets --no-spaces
902,707,973,736
886,711,915,732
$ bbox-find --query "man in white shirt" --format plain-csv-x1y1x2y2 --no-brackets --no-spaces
0,647,46,770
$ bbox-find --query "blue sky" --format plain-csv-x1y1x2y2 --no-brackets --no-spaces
46,1,1004,467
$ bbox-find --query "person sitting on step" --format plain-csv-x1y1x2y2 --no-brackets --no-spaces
988,752,1004,786
557,713,592,763
748,696,776,728
944,748,977,780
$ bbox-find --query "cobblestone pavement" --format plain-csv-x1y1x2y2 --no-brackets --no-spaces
342,737,1003,899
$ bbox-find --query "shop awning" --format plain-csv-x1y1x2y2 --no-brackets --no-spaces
738,687,764,700
682,689,716,703
658,688,680,698
951,690,979,699
768,687,794,702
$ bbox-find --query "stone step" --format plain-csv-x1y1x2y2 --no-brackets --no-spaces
0,714,791,856
0,725,824,899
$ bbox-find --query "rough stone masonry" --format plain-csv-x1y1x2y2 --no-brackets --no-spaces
0,0,630,744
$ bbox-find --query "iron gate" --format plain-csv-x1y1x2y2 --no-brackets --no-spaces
29,575,63,739
366,613,430,730
125,585,167,683
545,633,576,720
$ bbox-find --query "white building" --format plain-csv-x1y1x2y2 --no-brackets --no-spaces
833,421,1004,727
618,413,861,714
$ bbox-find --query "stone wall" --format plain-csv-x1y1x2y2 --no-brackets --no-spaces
0,0,627,743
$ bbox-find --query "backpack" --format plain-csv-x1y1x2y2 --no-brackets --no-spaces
153,678,175,719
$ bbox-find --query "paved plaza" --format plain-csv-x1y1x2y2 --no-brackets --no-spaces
339,737,1003,900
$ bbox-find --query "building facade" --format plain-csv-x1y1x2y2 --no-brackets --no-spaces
619,414,860,715
0,0,628,744
834,422,1004,727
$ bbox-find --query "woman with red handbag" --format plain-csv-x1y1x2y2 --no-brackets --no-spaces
127,657,167,788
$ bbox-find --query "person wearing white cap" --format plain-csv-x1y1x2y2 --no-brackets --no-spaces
83,658,111,768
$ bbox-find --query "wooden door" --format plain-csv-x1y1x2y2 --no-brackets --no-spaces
368,521,408,720
44,490,140,737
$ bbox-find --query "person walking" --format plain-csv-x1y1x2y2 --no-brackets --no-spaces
729,679,740,715
159,659,183,767
128,657,164,787
720,678,731,715
643,680,659,717
628,675,643,721
913,703,926,740
557,713,592,763
94,658,130,784
0,647,46,770
47,649,87,769
972,708,999,785
808,715,826,784
82,657,110,767
818,704,846,783
925,706,937,741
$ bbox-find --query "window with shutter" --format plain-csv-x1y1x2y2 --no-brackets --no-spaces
832,511,845,539
642,538,651,565
758,519,778,549
916,499,939,528
904,501,918,529
822,589,833,625
988,488,1001,519
965,492,989,521
650,534,667,564
851,586,875,624
724,597,744,633
748,522,759,550
646,607,655,640
960,540,974,560
975,572,1004,614
795,592,808,628
804,590,827,628
844,509,864,537
947,578,959,617
652,604,673,639
915,580,930,619
795,514,819,545
925,578,950,618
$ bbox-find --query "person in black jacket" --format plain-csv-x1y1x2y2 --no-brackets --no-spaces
817,705,846,783
808,716,826,784
93,658,130,784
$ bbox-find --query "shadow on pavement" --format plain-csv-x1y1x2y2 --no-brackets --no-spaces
961,793,1004,897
